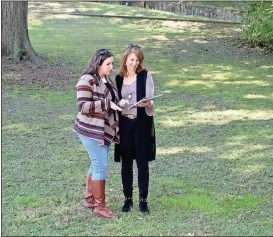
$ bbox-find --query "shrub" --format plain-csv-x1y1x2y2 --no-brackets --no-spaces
241,1,273,50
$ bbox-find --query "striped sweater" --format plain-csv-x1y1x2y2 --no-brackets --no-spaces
73,74,120,146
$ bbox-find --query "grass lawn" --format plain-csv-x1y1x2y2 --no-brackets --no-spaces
28,1,225,22
2,2,273,236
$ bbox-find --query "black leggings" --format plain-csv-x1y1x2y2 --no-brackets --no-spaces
120,117,149,199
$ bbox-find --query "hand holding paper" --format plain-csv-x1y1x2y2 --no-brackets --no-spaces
136,100,153,108
118,99,130,107
110,101,122,111
128,94,162,110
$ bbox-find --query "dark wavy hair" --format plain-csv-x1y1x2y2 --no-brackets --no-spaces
81,49,113,78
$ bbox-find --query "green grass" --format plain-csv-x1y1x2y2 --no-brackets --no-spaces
2,2,273,236
163,190,265,217
29,1,224,22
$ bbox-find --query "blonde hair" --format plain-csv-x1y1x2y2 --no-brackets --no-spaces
119,45,145,77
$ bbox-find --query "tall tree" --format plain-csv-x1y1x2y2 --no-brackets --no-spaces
1,1,43,64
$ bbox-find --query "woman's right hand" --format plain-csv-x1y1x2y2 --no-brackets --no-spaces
118,99,130,107
110,101,123,111
136,100,153,108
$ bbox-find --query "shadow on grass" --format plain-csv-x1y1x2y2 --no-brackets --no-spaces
153,116,272,197
26,10,272,111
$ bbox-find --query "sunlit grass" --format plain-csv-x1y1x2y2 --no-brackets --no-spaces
157,108,273,127
29,1,223,24
157,146,214,155
244,94,271,99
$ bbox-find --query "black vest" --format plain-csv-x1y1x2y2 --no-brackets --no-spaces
114,70,156,162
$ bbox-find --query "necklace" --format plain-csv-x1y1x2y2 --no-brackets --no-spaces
127,70,136,77
124,74,136,101
124,83,132,101
124,81,135,101
128,91,132,100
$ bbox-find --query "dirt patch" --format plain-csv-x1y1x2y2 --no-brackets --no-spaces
1,57,79,90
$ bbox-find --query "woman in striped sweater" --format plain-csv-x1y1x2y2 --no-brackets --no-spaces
74,49,122,219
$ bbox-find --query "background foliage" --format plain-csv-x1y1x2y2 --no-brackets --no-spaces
241,1,273,50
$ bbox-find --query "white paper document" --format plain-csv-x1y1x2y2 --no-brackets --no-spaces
128,94,162,110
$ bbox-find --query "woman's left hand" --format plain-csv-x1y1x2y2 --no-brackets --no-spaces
136,101,153,108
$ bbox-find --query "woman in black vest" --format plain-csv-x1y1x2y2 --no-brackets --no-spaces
114,44,156,213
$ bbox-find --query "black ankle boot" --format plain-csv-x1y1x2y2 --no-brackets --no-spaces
139,199,149,214
122,198,133,212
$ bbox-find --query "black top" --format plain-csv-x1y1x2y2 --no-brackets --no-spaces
114,70,156,162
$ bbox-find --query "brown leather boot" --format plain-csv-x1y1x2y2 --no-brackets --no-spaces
91,180,118,218
83,174,95,209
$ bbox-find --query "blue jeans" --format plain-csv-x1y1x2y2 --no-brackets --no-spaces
77,133,110,181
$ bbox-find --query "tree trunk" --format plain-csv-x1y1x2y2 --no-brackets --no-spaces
1,1,44,64
141,1,146,8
